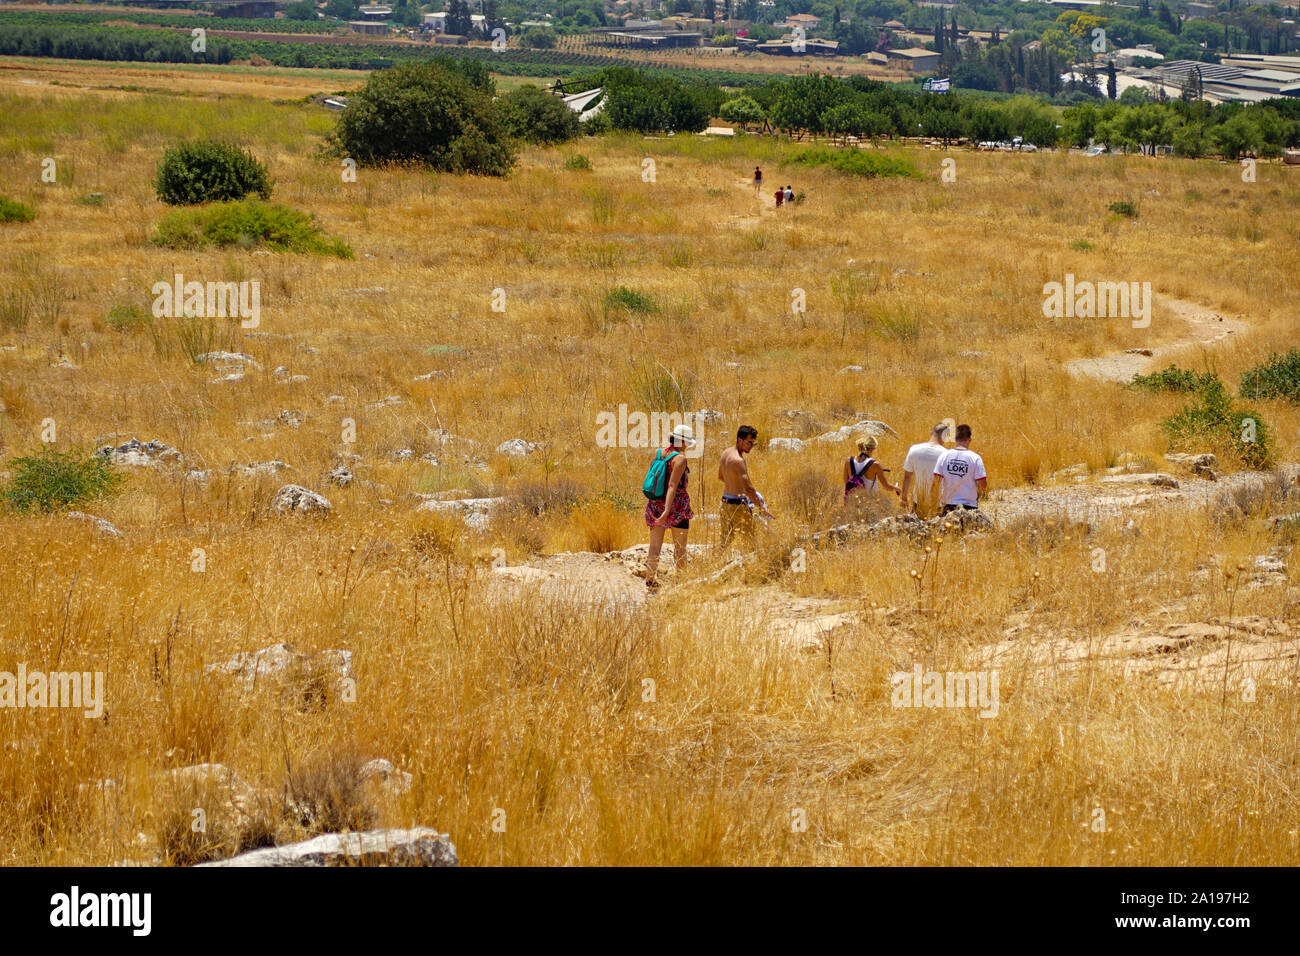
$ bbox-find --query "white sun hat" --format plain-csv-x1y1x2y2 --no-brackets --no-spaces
670,424,697,448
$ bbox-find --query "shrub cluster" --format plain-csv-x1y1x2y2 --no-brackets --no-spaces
154,141,272,206
152,200,352,258
0,197,35,223
1240,349,1300,404
1,449,124,514
1132,366,1272,468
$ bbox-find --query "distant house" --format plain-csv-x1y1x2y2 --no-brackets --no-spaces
886,47,941,72
756,37,838,56
423,12,446,29
884,19,906,29
865,51,888,65
349,20,389,34
660,15,712,32
1112,46,1164,68
357,4,391,20
780,13,821,29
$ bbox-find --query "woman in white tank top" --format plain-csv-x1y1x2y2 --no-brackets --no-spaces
843,436,901,516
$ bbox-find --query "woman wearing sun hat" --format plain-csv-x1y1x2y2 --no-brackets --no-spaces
643,424,696,590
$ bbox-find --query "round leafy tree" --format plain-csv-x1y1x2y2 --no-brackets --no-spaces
497,85,580,144
329,61,516,176
154,141,273,206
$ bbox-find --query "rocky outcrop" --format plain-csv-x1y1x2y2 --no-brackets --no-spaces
67,511,122,537
415,495,503,531
497,439,537,457
268,485,332,516
1098,473,1180,489
768,437,806,452
325,467,354,487
196,827,457,868
96,437,181,468
206,643,354,701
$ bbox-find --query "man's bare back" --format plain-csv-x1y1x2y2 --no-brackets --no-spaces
718,445,753,498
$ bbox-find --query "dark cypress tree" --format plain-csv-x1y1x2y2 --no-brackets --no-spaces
1107,58,1117,99
446,0,472,37
935,11,944,53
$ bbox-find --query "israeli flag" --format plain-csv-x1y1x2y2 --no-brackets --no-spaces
924,78,951,93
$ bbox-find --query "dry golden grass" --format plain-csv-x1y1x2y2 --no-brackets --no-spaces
1,61,1298,865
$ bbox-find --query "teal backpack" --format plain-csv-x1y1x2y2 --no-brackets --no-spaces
642,449,680,500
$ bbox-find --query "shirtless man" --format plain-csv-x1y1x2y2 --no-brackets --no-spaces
718,425,773,549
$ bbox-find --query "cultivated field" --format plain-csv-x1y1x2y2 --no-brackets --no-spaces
1,59,1298,866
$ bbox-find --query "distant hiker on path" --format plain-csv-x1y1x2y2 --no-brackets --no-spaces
843,436,899,518
930,423,987,514
753,166,763,196
719,425,772,549
643,425,696,589
900,422,950,517
774,186,784,208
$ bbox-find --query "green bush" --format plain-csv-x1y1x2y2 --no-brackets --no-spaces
1130,364,1221,395
1240,348,1300,404
154,141,273,206
497,85,580,144
328,61,515,175
788,148,921,180
0,196,36,223
519,26,557,49
284,0,318,20
604,286,658,316
1162,378,1272,469
151,200,352,257
563,153,592,170
2,448,125,514
105,303,150,332
1108,198,1138,217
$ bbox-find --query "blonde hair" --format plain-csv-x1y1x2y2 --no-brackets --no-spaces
857,437,877,454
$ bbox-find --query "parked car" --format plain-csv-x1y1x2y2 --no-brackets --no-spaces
1083,145,1106,157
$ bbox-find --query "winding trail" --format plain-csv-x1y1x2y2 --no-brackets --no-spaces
1065,295,1247,383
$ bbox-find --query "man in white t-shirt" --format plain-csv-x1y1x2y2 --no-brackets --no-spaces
930,423,987,512
899,422,950,516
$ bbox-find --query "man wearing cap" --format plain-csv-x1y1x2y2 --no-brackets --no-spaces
900,422,951,517
643,424,696,590
718,425,773,550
